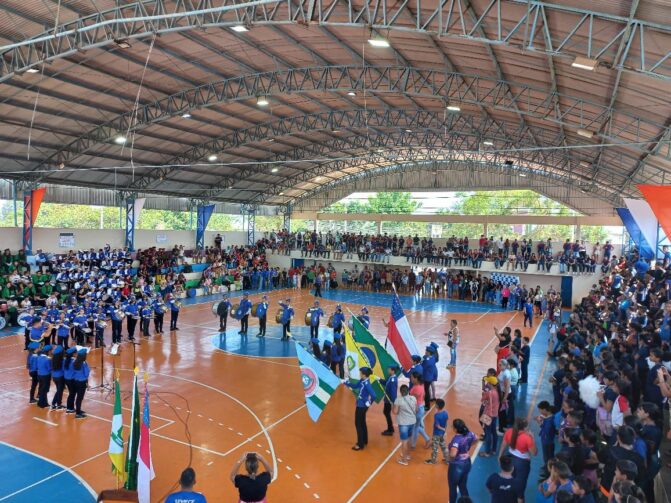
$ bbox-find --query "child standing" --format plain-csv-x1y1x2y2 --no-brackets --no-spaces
425,399,449,464
536,401,556,474
445,320,460,369
26,342,39,404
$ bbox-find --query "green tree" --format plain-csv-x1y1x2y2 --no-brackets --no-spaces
367,192,421,214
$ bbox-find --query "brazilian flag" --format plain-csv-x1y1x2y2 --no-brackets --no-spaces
351,316,400,379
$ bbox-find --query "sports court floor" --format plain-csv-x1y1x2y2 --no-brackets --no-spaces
0,287,554,502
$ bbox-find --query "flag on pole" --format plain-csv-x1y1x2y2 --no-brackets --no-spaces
108,377,125,480
124,368,141,490
344,327,385,403
387,293,420,370
351,315,399,379
295,342,342,422
137,386,155,503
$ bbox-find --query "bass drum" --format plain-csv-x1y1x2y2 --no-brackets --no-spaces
251,303,260,318
230,303,241,320
211,302,220,316
326,314,334,328
275,308,283,324
0,316,6,330
18,312,33,327
304,310,312,326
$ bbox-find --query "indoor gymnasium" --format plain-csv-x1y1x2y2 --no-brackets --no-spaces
1,1,671,503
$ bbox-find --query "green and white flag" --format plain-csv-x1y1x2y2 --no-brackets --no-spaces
295,342,341,422
108,376,125,479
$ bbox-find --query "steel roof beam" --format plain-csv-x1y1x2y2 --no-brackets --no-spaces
1,1,670,82
24,65,667,182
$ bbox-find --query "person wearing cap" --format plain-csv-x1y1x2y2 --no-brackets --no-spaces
313,271,323,298
152,295,165,335
320,340,332,367
140,301,153,338
330,334,346,378
72,308,88,346
256,295,269,337
310,337,322,360
72,348,90,418
108,299,124,344
36,345,53,408
344,367,375,451
308,300,324,340
359,307,370,329
422,346,438,408
403,355,423,389
238,293,253,336
217,294,232,333
278,299,294,341
55,311,71,349
26,341,40,404
332,305,345,336
63,347,77,413
125,297,139,340
380,365,399,436
50,345,66,410
28,316,47,349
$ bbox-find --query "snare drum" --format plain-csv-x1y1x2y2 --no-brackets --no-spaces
211,302,220,316
275,308,283,324
251,303,260,317
230,303,241,320
17,312,33,327
326,314,334,328
82,327,92,334
304,310,312,326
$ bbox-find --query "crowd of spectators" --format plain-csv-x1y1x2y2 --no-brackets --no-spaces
258,230,613,275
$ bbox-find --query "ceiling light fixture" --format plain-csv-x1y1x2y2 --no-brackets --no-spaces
271,167,279,173
315,176,323,181
483,140,494,146
181,112,192,118
571,56,597,71
256,96,269,107
231,25,249,33
347,91,356,96
26,68,39,74
368,37,390,48
580,161,591,168
279,192,285,196
405,129,412,133
577,128,594,139
228,185,233,189
208,154,218,161
114,135,127,144
446,104,461,112
519,173,528,177
114,39,132,49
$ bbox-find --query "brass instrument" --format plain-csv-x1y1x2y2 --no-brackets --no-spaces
160,304,169,313
326,314,334,328
275,308,283,324
231,303,241,319
251,303,260,317
304,310,313,326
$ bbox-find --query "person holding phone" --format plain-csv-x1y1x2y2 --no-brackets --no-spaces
231,452,273,503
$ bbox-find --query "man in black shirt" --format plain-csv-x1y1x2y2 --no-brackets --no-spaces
486,455,524,503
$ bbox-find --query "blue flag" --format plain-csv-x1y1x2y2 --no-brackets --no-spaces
295,342,342,422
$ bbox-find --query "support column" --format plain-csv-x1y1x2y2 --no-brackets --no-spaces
282,204,292,233
125,196,136,251
376,219,382,235
656,223,671,260
243,205,257,246
575,224,582,241
22,190,34,254
483,222,488,237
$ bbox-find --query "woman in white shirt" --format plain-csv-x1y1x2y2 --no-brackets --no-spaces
393,384,417,466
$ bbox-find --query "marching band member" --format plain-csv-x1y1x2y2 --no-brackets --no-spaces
332,305,345,336
140,302,153,337
64,347,77,414
321,340,332,367
256,295,268,337
109,300,124,344
56,312,71,349
28,316,47,348
124,297,139,341
72,308,89,346
152,296,165,335
344,367,375,451
27,342,39,404
308,300,324,339
403,355,423,389
310,337,322,359
94,308,107,348
50,345,65,410
216,294,232,333
36,344,53,409
330,334,345,378
169,294,181,331
380,364,399,436
72,348,90,419
238,293,253,336
278,298,294,341
359,307,370,329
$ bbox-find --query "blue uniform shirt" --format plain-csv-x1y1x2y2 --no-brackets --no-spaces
165,491,207,503
52,359,64,379
280,303,294,324
239,299,253,316
310,307,324,326
432,409,449,436
36,354,52,376
422,355,438,383
381,375,398,404
28,354,38,373
332,312,345,330
29,325,46,343
330,343,345,363
63,359,75,380
347,378,375,408
256,302,268,318
72,362,90,382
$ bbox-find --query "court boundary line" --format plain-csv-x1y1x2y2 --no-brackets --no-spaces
345,310,519,503
0,441,100,501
